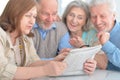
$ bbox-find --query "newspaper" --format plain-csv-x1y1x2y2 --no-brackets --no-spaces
61,45,102,76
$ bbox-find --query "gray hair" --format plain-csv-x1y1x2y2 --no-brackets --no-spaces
88,0,116,13
62,0,91,31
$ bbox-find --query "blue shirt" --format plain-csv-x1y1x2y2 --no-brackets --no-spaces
102,21,120,71
33,22,72,60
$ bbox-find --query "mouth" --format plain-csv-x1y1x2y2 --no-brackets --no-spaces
27,26,32,30
70,23,77,27
96,24,105,31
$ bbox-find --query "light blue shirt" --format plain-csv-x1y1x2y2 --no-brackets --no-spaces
82,28,98,46
33,23,72,60
102,21,120,71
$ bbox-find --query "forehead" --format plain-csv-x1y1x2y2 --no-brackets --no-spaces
27,6,37,14
39,0,58,10
69,7,86,14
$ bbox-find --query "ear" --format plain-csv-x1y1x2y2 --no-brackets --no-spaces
112,12,116,20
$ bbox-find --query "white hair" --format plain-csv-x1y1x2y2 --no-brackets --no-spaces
88,0,116,13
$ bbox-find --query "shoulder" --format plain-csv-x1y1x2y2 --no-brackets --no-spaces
54,21,68,32
0,27,7,36
0,27,7,43
55,21,67,29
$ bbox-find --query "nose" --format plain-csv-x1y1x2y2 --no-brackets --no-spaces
95,16,101,25
47,14,55,22
72,17,77,24
30,17,35,25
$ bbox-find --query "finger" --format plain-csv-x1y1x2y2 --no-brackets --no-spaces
60,48,70,53
84,69,93,74
97,31,103,39
84,64,95,74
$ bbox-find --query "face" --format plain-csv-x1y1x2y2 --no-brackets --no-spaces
20,6,37,35
90,3,115,32
66,7,86,33
37,0,58,29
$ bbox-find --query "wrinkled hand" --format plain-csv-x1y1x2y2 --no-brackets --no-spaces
69,36,85,48
54,48,71,61
97,31,110,45
83,59,97,74
44,61,67,76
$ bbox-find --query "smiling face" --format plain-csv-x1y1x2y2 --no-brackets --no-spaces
37,0,58,29
90,3,115,32
20,6,37,35
66,7,87,33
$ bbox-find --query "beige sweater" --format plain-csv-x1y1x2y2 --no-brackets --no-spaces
32,22,68,58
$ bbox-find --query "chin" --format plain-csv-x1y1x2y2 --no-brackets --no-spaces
24,31,30,35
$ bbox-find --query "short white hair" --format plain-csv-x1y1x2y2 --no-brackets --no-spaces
88,0,116,13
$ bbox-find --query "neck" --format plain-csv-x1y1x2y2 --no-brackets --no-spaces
10,31,18,45
37,21,52,30
70,30,83,38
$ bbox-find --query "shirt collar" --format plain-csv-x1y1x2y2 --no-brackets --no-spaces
6,32,29,49
110,20,119,34
110,20,120,37
33,22,56,31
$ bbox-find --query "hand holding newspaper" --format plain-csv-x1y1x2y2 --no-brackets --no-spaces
61,45,102,76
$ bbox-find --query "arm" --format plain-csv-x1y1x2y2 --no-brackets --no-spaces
102,41,120,68
97,31,120,68
0,37,66,79
14,61,67,79
94,52,108,69
58,32,73,50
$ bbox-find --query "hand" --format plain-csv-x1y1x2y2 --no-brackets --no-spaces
83,59,97,74
54,48,71,61
69,36,85,48
97,31,110,45
44,61,67,76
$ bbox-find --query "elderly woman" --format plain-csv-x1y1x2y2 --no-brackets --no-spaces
62,0,108,72
0,0,67,79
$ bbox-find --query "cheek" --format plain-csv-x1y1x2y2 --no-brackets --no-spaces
91,18,95,24
39,14,46,20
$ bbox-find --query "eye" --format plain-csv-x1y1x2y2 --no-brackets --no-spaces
25,14,31,18
41,12,49,16
52,12,57,16
100,15,106,19
33,15,37,19
77,16,83,20
69,13,75,17
91,15,97,19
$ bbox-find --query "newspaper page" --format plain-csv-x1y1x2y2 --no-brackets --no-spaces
61,45,102,76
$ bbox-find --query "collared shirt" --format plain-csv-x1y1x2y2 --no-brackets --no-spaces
0,27,40,79
34,23,56,40
33,22,72,60
102,21,120,71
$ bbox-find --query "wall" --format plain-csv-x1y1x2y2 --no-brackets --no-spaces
0,0,9,15
115,0,120,21
0,0,120,21
58,0,120,21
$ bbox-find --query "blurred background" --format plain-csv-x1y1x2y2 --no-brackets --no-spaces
0,0,120,21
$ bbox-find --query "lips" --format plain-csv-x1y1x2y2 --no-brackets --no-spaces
27,26,32,30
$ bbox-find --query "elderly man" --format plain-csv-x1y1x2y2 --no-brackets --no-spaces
32,0,72,60
89,0,120,71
